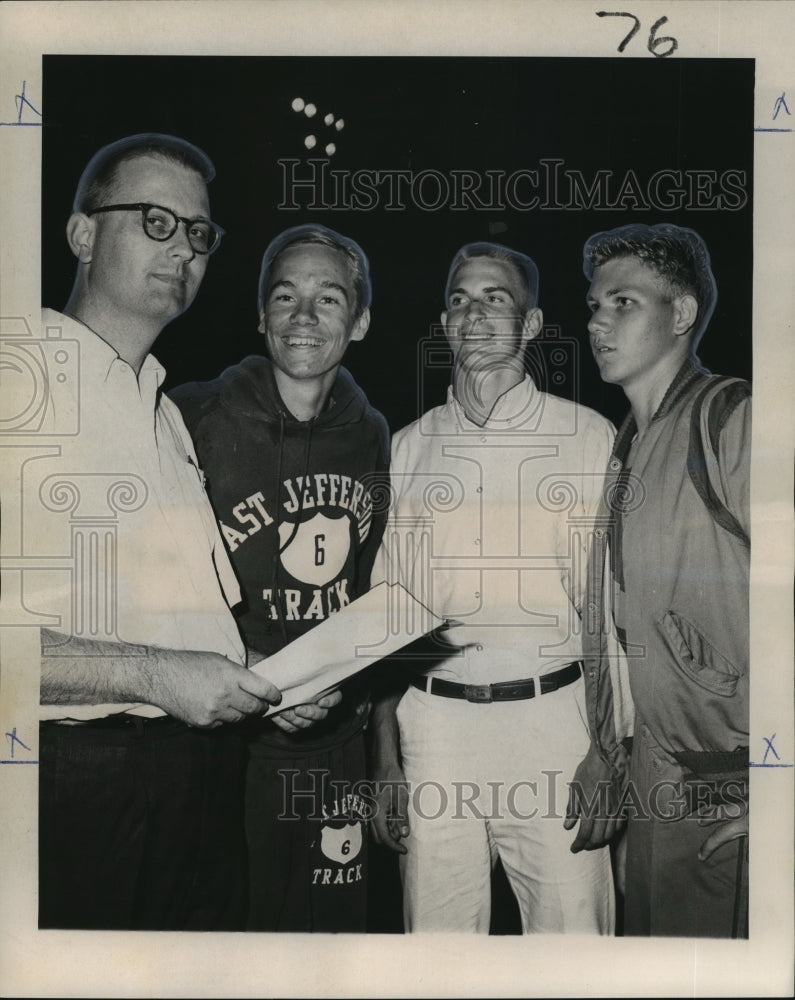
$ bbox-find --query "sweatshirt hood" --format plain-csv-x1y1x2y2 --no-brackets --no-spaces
215,354,370,427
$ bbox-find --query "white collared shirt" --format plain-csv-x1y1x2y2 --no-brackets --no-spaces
376,376,615,685
24,310,245,719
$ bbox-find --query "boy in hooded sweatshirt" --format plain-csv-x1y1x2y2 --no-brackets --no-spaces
171,224,389,931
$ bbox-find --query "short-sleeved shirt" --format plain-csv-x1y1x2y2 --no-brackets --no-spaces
24,310,245,720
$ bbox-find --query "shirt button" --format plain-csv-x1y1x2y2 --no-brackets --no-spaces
476,486,482,493
594,529,604,538
609,459,622,471
474,591,480,599
587,602,597,612
480,436,487,443
476,644,483,652
474,538,481,545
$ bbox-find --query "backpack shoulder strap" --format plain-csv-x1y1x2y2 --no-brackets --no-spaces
686,375,751,548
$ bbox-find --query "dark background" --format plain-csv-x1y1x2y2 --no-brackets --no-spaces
42,56,753,433
42,55,754,933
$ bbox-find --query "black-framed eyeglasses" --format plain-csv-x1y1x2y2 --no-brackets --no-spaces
88,203,225,255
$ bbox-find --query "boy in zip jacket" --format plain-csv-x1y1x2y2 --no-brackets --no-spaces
567,223,750,937
171,225,389,931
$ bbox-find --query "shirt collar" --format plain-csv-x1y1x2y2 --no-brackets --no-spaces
43,308,166,389
447,374,539,429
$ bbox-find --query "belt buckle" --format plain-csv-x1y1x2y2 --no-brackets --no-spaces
464,684,492,703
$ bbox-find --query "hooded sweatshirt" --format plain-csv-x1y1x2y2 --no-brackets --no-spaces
170,355,390,750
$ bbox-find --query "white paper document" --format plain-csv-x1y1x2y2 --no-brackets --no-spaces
249,581,443,715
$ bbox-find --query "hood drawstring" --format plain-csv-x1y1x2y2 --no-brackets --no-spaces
270,411,286,645
272,414,315,647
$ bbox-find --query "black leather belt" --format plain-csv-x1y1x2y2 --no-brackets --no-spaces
409,660,583,703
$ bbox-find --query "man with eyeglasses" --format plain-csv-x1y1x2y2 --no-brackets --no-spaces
32,133,292,930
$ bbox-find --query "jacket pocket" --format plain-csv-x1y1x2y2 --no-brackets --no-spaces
660,611,741,697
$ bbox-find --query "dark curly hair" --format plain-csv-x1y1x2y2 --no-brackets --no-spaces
583,223,717,345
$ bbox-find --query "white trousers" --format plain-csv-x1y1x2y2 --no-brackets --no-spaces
396,682,614,934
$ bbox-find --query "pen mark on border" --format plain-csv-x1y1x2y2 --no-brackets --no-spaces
754,91,792,132
748,734,793,768
0,80,43,127
1,726,37,764
772,92,790,120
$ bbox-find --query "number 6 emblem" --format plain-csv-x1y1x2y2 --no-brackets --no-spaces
278,512,351,586
320,820,363,863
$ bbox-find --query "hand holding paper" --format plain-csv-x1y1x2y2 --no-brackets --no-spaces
269,690,344,733
248,582,444,716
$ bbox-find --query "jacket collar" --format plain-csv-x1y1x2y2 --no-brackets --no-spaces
613,357,711,462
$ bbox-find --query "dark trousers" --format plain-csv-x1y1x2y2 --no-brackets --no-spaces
39,717,248,930
624,813,749,938
623,727,749,938
246,729,368,932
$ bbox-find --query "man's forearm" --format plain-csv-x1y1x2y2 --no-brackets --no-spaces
40,629,161,705
40,628,282,728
